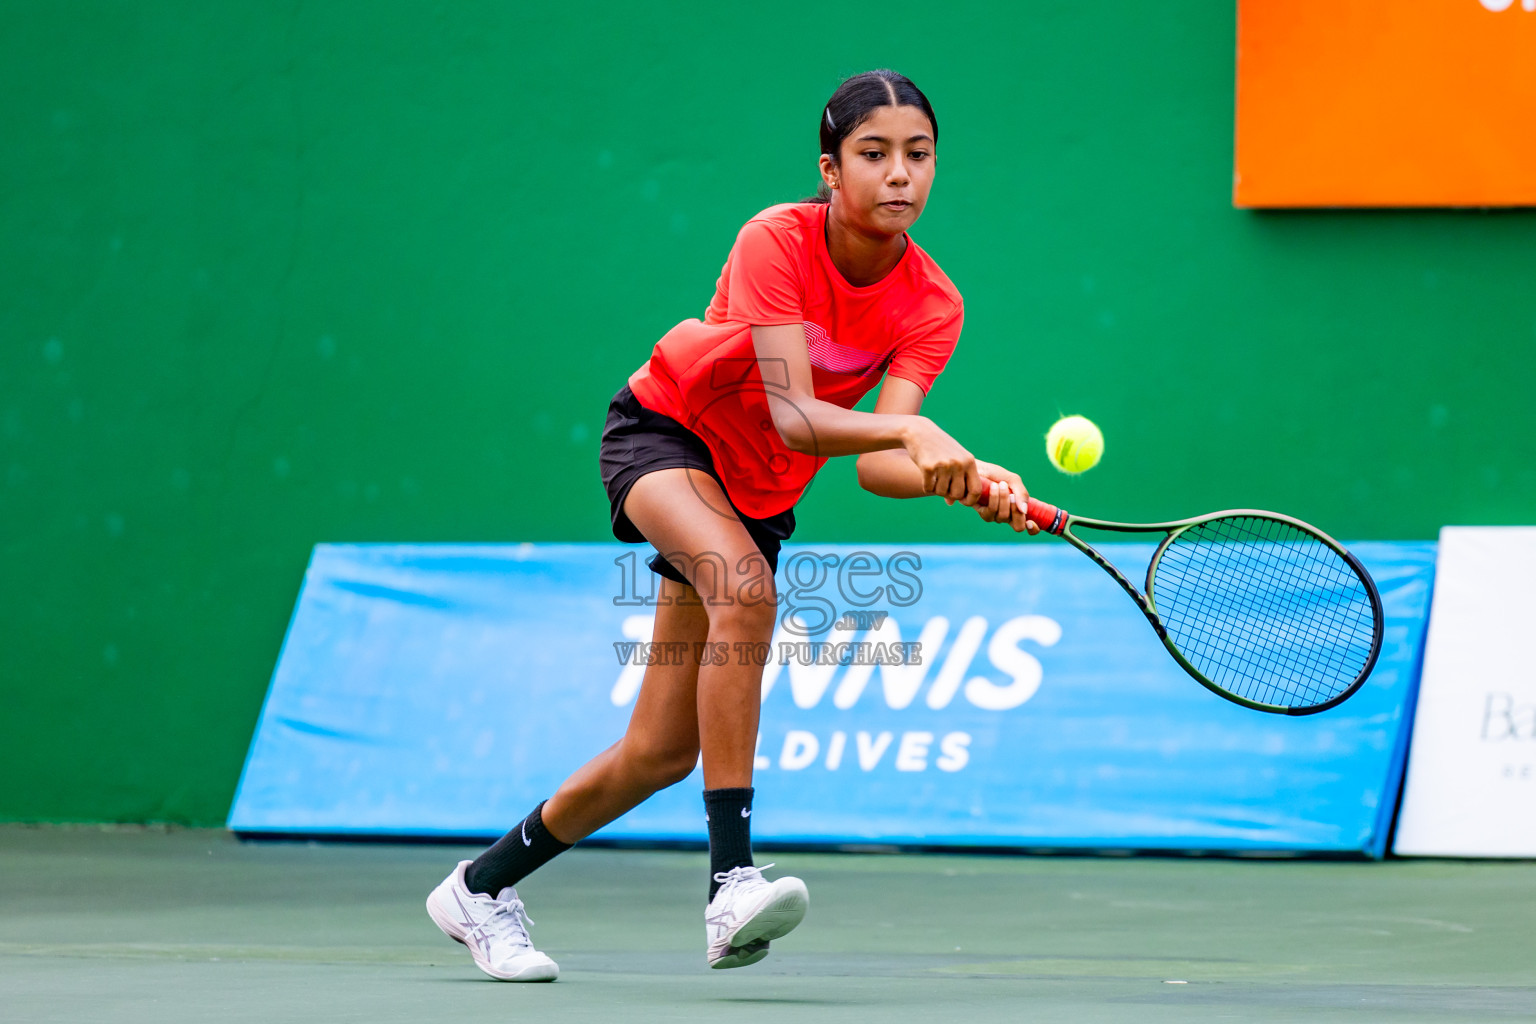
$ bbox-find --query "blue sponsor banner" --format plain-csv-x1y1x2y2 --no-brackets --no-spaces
229,541,1436,855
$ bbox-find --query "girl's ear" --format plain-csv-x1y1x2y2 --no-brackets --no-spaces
818,153,838,190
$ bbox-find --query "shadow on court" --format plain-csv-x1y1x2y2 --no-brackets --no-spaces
2,825,1532,1023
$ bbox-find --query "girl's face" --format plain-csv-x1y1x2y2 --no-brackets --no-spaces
821,104,936,236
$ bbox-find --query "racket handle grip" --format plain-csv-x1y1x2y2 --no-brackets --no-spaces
974,481,1069,535
1026,497,1068,535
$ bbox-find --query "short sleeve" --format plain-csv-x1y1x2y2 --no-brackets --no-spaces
885,302,963,394
725,218,805,325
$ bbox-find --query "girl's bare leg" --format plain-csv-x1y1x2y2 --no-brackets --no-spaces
541,467,775,841
540,573,708,842
616,468,776,790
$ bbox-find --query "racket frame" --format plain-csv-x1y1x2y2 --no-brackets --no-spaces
1028,501,1385,716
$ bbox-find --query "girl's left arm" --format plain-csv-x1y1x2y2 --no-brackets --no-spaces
855,376,1036,534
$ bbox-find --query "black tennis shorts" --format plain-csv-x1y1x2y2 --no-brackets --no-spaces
599,384,795,585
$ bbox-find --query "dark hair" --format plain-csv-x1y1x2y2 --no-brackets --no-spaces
805,70,939,204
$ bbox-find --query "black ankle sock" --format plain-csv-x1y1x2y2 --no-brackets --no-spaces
704,787,754,901
465,800,572,896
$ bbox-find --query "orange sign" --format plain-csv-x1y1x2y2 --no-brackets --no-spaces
1235,1,1536,207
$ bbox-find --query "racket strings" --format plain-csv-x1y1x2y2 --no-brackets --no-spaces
1165,539,1372,708
1150,516,1377,710
1161,557,1360,708
1157,522,1374,707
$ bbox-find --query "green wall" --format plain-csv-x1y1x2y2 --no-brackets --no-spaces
2,2,1532,825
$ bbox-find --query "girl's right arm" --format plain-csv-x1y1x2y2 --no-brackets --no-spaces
752,323,985,504
855,376,1035,534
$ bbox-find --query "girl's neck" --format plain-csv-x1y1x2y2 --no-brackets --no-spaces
823,203,907,287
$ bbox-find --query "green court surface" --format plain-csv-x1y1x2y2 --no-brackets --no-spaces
3,826,1532,1023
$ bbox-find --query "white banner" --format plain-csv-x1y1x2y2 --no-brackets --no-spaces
1395,527,1536,857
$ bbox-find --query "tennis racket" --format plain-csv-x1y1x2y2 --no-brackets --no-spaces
976,482,1383,715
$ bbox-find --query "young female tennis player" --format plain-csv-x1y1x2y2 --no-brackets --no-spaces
426,69,1036,981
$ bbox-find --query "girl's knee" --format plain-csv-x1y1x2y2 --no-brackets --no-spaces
623,740,699,790
655,751,700,789
706,590,777,639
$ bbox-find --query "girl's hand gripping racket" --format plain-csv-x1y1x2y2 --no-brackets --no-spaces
977,482,1384,715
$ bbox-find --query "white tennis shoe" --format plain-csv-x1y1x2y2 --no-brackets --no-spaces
705,863,809,969
426,860,559,981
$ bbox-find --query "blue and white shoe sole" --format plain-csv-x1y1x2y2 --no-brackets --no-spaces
710,938,771,970
725,879,810,950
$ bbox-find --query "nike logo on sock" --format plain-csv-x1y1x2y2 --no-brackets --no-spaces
521,820,532,846
741,808,752,818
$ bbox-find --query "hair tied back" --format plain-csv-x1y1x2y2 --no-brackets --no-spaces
817,69,937,161
806,69,937,205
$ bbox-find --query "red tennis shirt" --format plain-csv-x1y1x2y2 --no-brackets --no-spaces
627,202,964,518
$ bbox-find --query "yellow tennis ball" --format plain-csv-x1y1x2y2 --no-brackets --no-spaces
1045,415,1104,474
